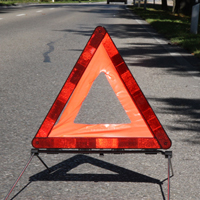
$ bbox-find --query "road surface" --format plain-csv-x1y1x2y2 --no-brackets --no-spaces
1,2,200,200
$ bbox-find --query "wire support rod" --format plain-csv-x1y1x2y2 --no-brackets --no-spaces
36,155,51,173
169,157,174,178
168,154,173,200
4,153,35,200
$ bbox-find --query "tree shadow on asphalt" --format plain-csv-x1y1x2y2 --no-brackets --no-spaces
27,154,167,199
55,23,200,71
149,97,200,145
0,4,32,14
0,4,122,14
0,4,66,14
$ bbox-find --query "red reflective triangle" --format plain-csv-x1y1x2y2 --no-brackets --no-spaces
32,26,171,149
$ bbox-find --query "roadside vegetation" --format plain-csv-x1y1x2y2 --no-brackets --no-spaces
129,4,200,57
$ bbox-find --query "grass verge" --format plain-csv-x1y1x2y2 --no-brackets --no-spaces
129,4,200,57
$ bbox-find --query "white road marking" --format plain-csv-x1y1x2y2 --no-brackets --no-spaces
0,18,3,20
169,52,181,56
16,14,26,17
37,10,43,13
50,8,55,10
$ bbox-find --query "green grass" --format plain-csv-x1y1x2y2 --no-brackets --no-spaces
129,5,200,57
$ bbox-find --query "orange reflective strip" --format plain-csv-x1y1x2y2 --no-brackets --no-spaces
32,138,161,149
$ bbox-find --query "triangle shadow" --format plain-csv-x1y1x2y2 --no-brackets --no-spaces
30,154,161,184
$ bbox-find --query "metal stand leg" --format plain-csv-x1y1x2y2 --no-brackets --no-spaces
36,155,51,173
164,151,173,200
168,155,170,200
4,153,35,200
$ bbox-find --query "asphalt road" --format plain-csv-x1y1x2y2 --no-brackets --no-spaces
1,2,200,200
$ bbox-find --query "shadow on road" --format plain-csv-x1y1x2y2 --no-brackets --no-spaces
150,97,200,145
28,154,166,199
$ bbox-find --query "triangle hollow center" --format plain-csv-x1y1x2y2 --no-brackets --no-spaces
74,73,131,124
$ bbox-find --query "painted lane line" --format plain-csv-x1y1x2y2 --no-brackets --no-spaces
16,14,25,16
37,10,43,13
50,8,55,10
169,52,181,57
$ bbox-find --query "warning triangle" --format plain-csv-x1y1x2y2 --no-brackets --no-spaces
32,26,171,149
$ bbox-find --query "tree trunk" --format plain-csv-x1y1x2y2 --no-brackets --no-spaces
172,0,176,13
173,0,194,15
162,0,168,10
